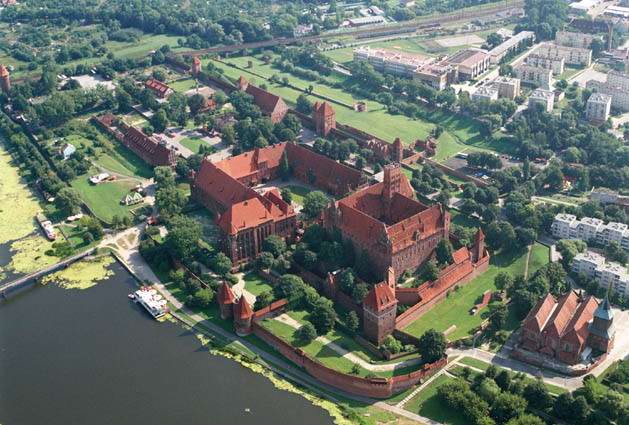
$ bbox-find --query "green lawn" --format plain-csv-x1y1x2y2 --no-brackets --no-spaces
285,184,310,205
180,136,213,154
243,272,274,296
402,243,549,340
104,34,184,59
404,374,467,425
169,78,197,93
70,177,139,222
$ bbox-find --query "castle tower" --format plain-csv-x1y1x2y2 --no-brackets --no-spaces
313,101,336,137
386,266,396,291
588,297,615,353
217,282,236,319
391,137,404,163
191,56,202,77
234,296,254,336
472,228,485,262
0,65,10,94
383,164,402,221
362,283,398,345
237,75,249,91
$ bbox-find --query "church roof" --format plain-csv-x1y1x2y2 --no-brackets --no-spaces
594,297,614,321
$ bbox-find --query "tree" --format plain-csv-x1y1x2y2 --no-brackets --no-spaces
523,379,552,410
165,215,202,263
351,282,370,303
155,185,187,219
479,378,502,404
280,188,292,205
262,234,287,257
345,310,359,334
279,152,291,181
296,322,317,343
55,187,82,216
435,239,454,266
302,191,329,219
553,393,575,420
187,93,206,116
423,260,440,282
495,370,511,391
253,290,273,311
210,252,232,275
491,392,527,424
257,251,275,270
310,299,336,335
417,329,446,363
486,221,517,252
191,288,214,308
296,94,313,114
151,109,168,132
505,414,545,425
116,89,133,113
495,272,514,293
382,335,403,354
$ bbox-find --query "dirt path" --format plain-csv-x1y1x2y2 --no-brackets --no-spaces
523,244,533,279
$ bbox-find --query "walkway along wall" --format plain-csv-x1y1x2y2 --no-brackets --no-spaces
251,316,447,398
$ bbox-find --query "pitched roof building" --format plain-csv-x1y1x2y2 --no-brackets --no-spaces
313,101,336,137
325,164,450,281
519,291,615,365
237,76,288,123
145,78,173,98
363,282,398,345
192,142,365,263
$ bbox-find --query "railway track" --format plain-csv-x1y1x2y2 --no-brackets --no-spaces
180,0,524,56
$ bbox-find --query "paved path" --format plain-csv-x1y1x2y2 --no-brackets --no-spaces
274,313,424,373
230,272,257,306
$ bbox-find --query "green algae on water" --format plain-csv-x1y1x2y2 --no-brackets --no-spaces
42,255,115,290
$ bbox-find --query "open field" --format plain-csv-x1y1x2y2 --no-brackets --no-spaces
169,78,197,93
403,374,467,425
104,34,184,59
70,177,139,222
243,272,274,296
402,243,550,340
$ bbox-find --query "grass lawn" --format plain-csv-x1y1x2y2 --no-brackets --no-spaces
285,184,310,205
402,243,549,340
450,210,482,230
180,136,213,154
404,374,467,425
70,177,139,222
104,34,184,59
243,272,274,296
169,78,197,93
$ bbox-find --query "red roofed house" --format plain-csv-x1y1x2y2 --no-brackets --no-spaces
0,64,10,94
519,291,615,365
325,163,450,281
192,142,364,263
313,101,336,137
237,76,288,123
145,78,173,98
363,281,398,345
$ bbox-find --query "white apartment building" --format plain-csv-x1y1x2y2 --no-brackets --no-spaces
525,54,565,75
528,88,555,112
514,64,553,89
572,251,629,297
586,92,612,123
587,71,629,112
446,48,491,80
472,86,499,102
488,31,535,64
534,43,592,67
551,213,629,250
555,31,596,49
492,76,521,100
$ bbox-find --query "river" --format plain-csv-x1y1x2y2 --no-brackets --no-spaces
0,262,335,425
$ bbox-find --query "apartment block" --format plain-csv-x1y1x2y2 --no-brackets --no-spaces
492,76,521,100
572,251,629,297
488,31,535,64
447,48,490,80
555,31,596,49
525,54,565,75
586,92,612,123
528,88,555,112
514,64,553,89
587,71,629,111
471,86,499,102
551,213,629,250
535,43,592,67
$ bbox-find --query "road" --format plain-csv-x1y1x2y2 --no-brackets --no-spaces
179,1,524,56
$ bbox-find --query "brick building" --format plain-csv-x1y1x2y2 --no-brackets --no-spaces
145,78,173,98
518,291,615,365
237,76,288,123
193,142,365,263
363,280,398,345
191,56,201,76
325,164,450,281
313,101,336,137
0,64,10,94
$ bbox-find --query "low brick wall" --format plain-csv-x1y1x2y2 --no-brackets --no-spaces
424,157,489,187
253,299,288,320
252,320,447,398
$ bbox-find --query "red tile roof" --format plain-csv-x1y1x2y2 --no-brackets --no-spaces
145,79,172,96
217,282,236,305
522,293,556,335
0,64,9,78
215,144,285,181
363,283,397,313
217,192,293,236
244,84,287,117
314,101,335,117
194,160,257,211
452,247,470,265
234,296,253,319
121,125,176,167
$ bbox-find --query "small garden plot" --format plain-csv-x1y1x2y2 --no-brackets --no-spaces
71,177,139,222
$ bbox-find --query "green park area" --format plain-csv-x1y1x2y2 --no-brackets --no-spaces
243,272,274,296
180,136,214,154
404,374,467,424
169,78,197,93
209,56,504,162
284,184,310,205
70,177,140,222
104,34,184,59
402,243,550,341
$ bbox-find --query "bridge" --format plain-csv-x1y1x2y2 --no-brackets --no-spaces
179,0,524,56
0,248,96,299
